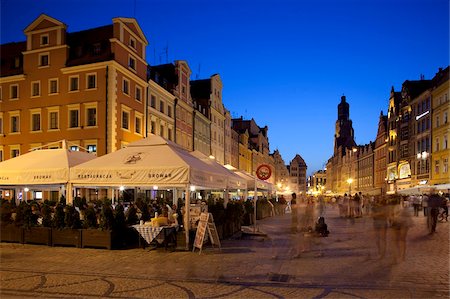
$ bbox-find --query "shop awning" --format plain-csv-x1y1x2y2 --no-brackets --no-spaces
70,135,229,189
0,147,95,186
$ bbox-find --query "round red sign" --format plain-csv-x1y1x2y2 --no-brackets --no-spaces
256,164,272,180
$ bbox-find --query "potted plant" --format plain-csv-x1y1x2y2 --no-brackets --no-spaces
23,202,52,246
81,201,113,249
0,199,23,243
51,204,82,247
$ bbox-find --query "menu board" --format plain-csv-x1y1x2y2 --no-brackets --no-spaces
193,212,221,254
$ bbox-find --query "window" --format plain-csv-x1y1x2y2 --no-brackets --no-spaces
123,79,129,95
128,56,136,70
69,109,79,128
70,146,79,151
135,86,142,102
13,57,20,69
49,79,58,94
39,53,49,66
150,95,156,108
87,144,97,154
11,148,20,158
168,128,172,141
40,34,49,46
0,114,3,134
160,125,164,137
151,121,156,134
86,73,96,89
10,113,20,133
10,84,18,99
435,160,440,174
135,116,141,134
92,43,101,55
86,108,97,127
444,112,448,124
168,106,172,117
69,76,79,91
129,37,136,49
31,81,40,97
122,111,129,130
159,101,164,113
444,158,448,173
49,111,58,130
0,149,3,162
445,135,448,149
31,113,41,131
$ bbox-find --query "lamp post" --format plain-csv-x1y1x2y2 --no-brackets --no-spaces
346,178,353,195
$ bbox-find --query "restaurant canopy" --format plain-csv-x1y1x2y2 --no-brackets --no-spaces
0,147,95,186
234,170,272,191
70,135,229,189
190,151,247,190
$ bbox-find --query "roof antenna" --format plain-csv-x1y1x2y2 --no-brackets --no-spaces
196,63,201,79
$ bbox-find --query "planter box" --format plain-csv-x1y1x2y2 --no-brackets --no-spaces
52,229,81,248
23,227,52,246
1,224,23,243
81,229,112,250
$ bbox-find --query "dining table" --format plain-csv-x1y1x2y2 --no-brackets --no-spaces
132,224,178,250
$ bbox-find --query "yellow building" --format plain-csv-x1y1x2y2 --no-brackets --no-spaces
431,67,450,185
0,14,148,160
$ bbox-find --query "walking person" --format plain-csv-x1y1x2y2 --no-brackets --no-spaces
371,197,389,260
412,194,421,217
427,190,441,234
390,202,413,263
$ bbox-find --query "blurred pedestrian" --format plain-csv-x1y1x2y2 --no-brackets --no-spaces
412,195,421,217
427,190,441,234
372,197,389,259
390,203,413,263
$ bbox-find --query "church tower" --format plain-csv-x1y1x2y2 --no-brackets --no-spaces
334,95,356,155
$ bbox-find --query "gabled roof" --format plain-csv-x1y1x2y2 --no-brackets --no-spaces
401,79,432,100
24,14,66,33
113,17,148,45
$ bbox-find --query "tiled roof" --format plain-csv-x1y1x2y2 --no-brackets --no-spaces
0,42,26,77
190,79,211,100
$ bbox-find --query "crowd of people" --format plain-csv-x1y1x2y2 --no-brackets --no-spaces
285,190,448,262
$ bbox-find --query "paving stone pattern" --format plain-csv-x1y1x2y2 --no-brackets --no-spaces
1,204,448,298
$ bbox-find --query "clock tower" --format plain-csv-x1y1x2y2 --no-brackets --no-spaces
334,95,356,155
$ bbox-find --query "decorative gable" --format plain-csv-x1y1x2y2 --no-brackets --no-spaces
24,14,66,51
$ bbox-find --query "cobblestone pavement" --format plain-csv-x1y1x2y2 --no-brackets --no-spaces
1,204,449,298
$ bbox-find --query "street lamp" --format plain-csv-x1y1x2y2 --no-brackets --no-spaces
346,178,353,195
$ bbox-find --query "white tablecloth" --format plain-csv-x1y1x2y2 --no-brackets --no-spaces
132,225,176,245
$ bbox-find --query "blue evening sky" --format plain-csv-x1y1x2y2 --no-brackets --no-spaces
1,0,449,175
